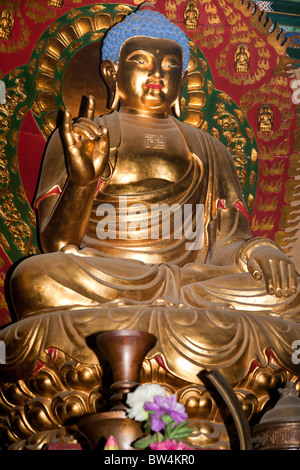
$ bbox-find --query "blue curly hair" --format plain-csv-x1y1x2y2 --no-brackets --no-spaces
102,8,190,72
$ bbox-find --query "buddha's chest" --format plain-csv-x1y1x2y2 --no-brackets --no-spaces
103,116,191,192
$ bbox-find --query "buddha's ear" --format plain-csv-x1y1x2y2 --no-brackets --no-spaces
101,60,119,110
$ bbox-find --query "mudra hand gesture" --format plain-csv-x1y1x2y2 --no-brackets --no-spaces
248,246,297,298
62,95,109,186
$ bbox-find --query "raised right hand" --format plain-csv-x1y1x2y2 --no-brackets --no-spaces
61,95,109,186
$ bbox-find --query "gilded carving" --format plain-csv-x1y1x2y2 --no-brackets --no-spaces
213,101,251,187
247,193,254,210
261,160,284,177
0,1,298,450
234,43,250,73
48,0,63,8
184,1,200,30
0,70,39,259
26,1,56,24
249,170,256,187
0,310,297,449
165,0,177,21
90,32,104,42
257,197,278,213
257,103,273,133
0,9,14,40
251,215,275,233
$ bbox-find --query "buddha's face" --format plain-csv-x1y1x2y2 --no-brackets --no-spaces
113,36,184,116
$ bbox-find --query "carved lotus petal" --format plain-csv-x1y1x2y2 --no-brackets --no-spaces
51,391,88,425
60,361,103,391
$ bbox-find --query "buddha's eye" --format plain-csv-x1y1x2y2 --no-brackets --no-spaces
163,63,178,69
162,56,181,71
128,53,151,68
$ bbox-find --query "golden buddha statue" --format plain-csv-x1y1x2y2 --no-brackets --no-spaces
234,44,250,74
47,0,63,7
258,103,274,133
9,4,298,320
184,1,199,31
2,3,300,450
0,9,14,41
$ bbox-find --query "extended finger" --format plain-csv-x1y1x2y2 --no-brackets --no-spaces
289,262,298,295
256,259,275,295
84,95,95,121
97,126,109,154
271,260,283,297
280,261,292,297
247,257,263,282
62,109,76,147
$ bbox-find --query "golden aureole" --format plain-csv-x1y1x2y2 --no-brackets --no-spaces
1,2,300,450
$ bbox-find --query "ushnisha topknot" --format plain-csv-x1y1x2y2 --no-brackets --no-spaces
101,3,190,72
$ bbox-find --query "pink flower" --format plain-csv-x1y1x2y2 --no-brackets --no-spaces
144,394,188,432
150,439,193,450
104,435,119,450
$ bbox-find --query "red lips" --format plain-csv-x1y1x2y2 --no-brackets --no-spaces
146,83,163,90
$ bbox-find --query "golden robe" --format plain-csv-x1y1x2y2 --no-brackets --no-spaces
10,112,300,319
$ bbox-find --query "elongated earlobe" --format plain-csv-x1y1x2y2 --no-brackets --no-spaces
173,96,181,117
101,59,120,110
173,71,188,117
110,82,120,110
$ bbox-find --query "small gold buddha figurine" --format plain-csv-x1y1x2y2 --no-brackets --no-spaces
184,1,199,31
47,0,63,8
9,3,299,320
234,44,250,73
0,9,14,41
258,103,274,133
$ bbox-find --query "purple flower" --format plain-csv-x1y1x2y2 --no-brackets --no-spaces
144,394,188,432
149,439,193,450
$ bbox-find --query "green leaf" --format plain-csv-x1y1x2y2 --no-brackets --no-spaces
172,427,193,439
168,421,192,440
164,422,176,439
133,435,156,449
144,419,151,434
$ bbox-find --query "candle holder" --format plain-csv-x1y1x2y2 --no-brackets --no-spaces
77,329,157,450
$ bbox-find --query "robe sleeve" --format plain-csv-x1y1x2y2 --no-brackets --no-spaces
33,127,66,209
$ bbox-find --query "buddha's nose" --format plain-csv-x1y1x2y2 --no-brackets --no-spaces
150,62,164,79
